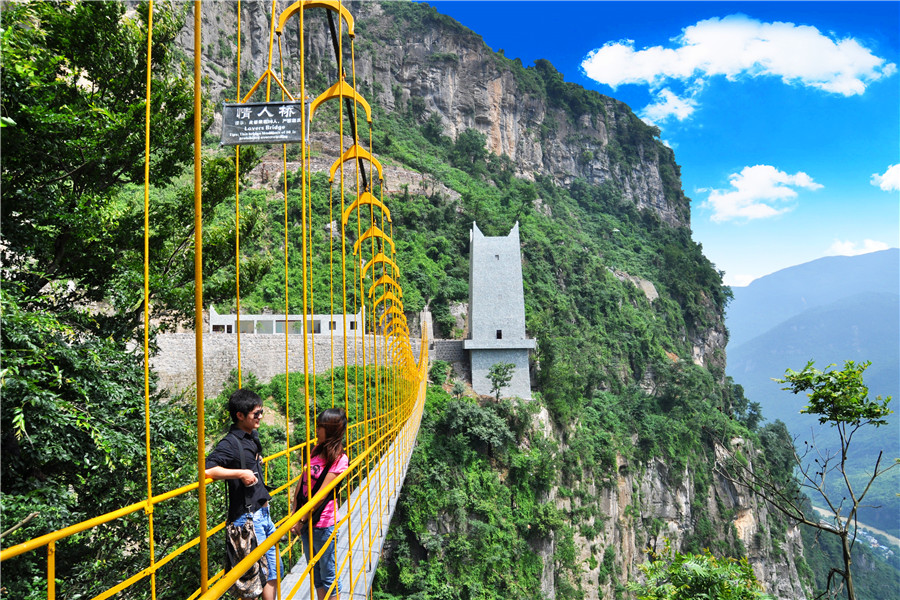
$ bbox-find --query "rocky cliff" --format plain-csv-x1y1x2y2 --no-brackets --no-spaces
524,410,807,600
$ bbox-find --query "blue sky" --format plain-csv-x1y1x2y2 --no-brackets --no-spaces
422,1,899,286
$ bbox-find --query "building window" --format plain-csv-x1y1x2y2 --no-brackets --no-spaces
329,321,337,330
349,321,357,331
496,329,502,339
495,254,500,260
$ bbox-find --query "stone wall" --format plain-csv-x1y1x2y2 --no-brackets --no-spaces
153,333,423,398
431,339,468,381
432,339,466,362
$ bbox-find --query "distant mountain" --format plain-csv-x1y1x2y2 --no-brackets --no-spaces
728,292,899,422
726,250,900,536
727,248,899,349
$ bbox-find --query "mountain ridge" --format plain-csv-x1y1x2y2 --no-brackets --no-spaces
727,248,899,349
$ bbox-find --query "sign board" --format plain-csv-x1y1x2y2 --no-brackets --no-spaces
220,101,304,146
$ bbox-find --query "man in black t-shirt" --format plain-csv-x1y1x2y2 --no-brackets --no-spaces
205,389,280,600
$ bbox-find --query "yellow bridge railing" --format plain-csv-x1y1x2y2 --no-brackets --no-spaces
1,2,427,599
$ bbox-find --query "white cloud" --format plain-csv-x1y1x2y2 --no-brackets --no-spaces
870,164,900,192
703,164,823,222
581,15,896,103
639,89,697,124
826,239,891,256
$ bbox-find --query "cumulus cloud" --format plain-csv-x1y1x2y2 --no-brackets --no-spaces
581,15,896,105
870,164,900,192
826,239,891,256
703,165,823,222
639,89,698,124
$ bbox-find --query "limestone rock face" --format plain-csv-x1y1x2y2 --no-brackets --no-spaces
181,0,688,228
560,454,807,600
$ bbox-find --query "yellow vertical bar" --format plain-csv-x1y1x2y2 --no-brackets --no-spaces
264,0,276,102
295,6,317,600
47,541,55,600
193,1,209,594
337,5,355,589
142,4,158,599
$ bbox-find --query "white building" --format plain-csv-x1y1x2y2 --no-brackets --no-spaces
209,306,365,335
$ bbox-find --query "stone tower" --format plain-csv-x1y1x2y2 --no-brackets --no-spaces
463,222,535,398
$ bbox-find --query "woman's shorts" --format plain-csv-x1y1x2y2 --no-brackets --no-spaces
301,525,340,591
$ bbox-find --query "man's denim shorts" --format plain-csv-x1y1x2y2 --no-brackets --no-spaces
233,505,282,581
301,525,340,591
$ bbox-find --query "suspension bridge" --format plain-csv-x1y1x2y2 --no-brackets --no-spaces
1,2,429,599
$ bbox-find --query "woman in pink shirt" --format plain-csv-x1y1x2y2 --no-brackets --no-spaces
291,408,349,600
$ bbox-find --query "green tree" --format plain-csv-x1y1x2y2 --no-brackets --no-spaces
0,288,199,599
429,359,451,385
720,360,896,600
450,128,488,175
488,362,515,400
0,0,261,336
1,2,190,316
628,541,773,600
0,3,258,597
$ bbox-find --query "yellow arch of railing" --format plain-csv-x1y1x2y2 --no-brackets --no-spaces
362,252,399,280
329,143,384,182
373,291,403,314
342,191,391,226
378,306,405,328
369,274,403,299
276,0,355,38
354,224,395,255
310,80,372,123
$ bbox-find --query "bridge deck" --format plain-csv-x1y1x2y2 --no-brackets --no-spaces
279,421,416,600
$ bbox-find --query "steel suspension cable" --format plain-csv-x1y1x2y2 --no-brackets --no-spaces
234,0,243,387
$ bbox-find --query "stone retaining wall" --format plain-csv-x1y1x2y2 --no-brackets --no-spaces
153,333,423,398
429,339,469,382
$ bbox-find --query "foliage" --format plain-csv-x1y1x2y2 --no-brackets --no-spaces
0,287,199,600
487,362,515,400
628,541,773,600
778,360,893,428
0,4,264,597
1,1,263,337
373,386,557,600
1,1,178,325
430,360,451,385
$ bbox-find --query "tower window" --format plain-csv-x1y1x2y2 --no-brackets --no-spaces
496,329,503,339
